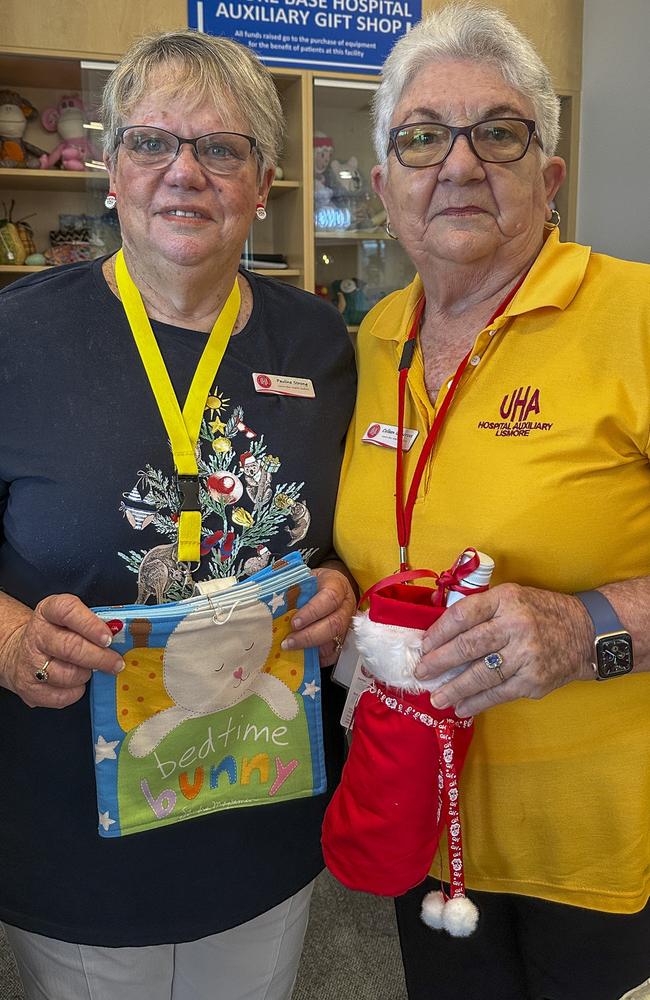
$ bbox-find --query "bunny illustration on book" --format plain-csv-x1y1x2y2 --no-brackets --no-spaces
128,597,298,758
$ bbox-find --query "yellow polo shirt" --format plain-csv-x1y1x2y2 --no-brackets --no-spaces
334,230,650,912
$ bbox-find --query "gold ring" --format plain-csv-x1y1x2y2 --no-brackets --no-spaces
35,658,51,683
484,652,505,683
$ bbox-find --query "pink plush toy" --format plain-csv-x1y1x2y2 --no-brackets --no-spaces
39,95,94,171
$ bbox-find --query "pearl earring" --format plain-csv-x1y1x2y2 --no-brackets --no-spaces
255,203,267,221
105,192,117,210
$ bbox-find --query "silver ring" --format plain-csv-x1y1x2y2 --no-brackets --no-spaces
35,658,51,683
484,652,505,682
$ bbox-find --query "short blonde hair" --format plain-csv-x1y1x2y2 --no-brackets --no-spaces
373,3,560,164
101,29,284,175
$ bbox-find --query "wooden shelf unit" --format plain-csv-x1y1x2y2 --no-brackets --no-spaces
0,0,582,292
0,53,313,289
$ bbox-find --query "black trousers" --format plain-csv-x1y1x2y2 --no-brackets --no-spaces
395,877,650,1000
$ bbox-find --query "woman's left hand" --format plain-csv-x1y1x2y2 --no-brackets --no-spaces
282,566,357,666
415,583,594,716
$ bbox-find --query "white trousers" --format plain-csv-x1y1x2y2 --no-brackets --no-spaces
3,882,313,1000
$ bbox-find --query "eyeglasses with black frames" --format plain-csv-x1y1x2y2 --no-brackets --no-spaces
387,118,541,168
115,125,258,175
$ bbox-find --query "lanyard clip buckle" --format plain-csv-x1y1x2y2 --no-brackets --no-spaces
176,474,201,513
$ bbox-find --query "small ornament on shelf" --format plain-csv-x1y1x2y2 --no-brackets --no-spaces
45,222,94,265
329,155,373,230
331,277,371,326
0,201,30,264
313,131,335,210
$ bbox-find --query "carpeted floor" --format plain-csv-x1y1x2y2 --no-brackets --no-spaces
0,870,407,999
293,871,407,1000
0,935,21,1000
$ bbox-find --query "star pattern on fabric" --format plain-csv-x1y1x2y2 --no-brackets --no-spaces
95,735,120,763
269,592,285,613
98,810,116,832
302,680,320,699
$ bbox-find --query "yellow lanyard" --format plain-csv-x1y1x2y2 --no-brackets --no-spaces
115,250,241,563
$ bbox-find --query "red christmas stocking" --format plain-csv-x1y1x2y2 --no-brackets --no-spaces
322,567,482,936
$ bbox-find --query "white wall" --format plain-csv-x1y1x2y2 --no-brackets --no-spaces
576,0,650,262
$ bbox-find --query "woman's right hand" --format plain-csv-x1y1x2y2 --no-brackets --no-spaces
0,594,124,709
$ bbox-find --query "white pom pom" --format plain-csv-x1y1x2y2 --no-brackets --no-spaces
420,890,445,928
420,892,479,936
441,896,479,937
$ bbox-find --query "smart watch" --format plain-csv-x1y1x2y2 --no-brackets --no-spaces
574,590,634,680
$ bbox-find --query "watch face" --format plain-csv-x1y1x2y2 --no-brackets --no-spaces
597,634,633,678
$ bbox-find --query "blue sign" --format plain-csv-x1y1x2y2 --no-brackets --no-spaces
188,0,421,74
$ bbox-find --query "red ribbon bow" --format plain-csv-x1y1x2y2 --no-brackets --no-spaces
430,548,482,607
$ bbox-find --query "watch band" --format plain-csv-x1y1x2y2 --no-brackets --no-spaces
574,590,625,634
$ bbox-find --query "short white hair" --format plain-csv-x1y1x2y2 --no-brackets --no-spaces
373,3,560,164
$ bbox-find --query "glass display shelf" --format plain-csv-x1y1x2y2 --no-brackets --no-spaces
312,76,413,330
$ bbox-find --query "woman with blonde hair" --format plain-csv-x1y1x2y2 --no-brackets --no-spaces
0,29,356,1000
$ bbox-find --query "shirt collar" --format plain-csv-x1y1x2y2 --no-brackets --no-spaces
367,228,592,344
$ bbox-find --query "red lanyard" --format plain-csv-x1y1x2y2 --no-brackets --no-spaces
395,276,527,570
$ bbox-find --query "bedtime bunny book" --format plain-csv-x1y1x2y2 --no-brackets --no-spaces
90,553,325,837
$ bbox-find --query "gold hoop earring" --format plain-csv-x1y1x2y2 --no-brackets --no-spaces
546,207,561,229
385,217,399,240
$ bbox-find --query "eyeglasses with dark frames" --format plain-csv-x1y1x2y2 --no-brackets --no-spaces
387,118,541,168
115,125,258,175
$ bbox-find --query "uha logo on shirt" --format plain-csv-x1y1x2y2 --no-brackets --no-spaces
477,385,553,437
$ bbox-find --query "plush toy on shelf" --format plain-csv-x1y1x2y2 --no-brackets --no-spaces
322,549,494,938
330,277,371,326
313,131,335,208
39,95,96,171
0,90,46,168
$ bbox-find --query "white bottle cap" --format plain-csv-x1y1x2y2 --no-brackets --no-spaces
446,549,494,606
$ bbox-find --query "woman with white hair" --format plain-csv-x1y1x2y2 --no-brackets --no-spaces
335,4,650,998
0,28,356,1000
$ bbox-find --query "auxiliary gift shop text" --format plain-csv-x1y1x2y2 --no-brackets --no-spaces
214,0,415,32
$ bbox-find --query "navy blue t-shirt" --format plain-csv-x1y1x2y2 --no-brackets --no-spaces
0,259,356,945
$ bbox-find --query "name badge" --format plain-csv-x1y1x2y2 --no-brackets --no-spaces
362,421,418,451
253,373,315,398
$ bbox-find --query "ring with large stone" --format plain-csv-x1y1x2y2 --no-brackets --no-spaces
484,652,505,682
35,658,52,683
